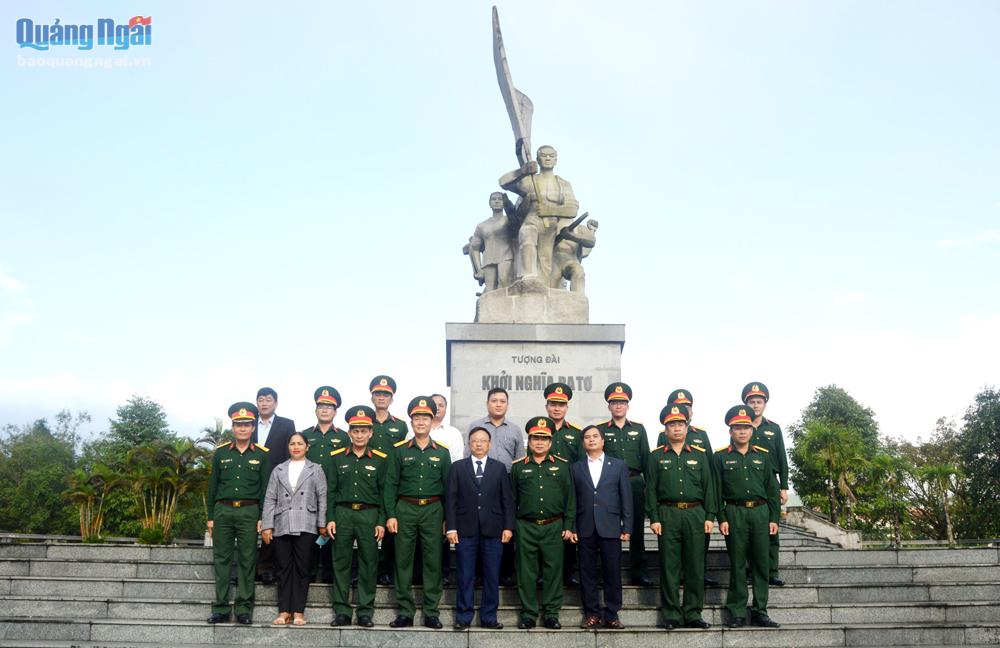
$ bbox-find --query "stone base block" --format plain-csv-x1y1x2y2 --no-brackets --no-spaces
475,278,588,324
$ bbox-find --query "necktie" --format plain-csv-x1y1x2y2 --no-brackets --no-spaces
476,460,484,486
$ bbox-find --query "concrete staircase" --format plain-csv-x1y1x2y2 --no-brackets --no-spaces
1,523,999,647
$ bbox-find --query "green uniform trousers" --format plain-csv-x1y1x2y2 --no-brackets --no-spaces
211,503,259,616
770,529,780,578
656,505,706,623
515,519,564,622
393,500,444,619
332,506,379,618
628,473,647,579
724,504,770,620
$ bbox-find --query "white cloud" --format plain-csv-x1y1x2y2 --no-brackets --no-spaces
934,229,1000,248
0,269,25,295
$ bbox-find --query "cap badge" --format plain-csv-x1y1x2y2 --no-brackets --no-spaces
537,418,547,428
615,386,623,393
380,378,388,386
356,409,364,416
239,408,247,417
555,387,563,394
739,409,747,417
419,399,427,407
678,392,686,399
671,406,680,414
322,389,329,397
752,385,760,392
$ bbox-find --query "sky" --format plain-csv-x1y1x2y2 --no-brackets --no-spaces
1,1,998,456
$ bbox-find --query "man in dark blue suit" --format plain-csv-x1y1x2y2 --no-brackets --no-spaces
251,387,296,585
445,427,515,630
570,425,633,629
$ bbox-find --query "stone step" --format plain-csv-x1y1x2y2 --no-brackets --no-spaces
3,594,996,626
2,617,999,647
4,578,999,607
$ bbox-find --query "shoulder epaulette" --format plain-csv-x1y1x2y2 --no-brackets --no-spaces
715,447,729,454
436,441,449,450
371,449,387,458
254,443,269,452
567,420,581,430
689,444,706,452
331,447,348,456
515,455,529,464
652,445,665,452
690,425,706,433
216,441,230,449
393,439,409,448
752,445,769,453
552,454,568,462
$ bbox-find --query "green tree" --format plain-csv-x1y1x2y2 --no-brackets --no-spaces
918,463,960,546
64,463,121,540
794,420,867,525
127,438,209,540
867,449,913,548
957,387,1000,538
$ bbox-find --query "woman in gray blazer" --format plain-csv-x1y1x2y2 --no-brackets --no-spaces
261,432,328,626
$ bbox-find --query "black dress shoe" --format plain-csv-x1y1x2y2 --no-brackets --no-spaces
377,574,392,586
351,575,359,587
442,576,451,587
769,576,785,587
543,618,561,629
500,575,515,587
751,614,780,628
517,618,535,629
356,615,374,628
632,574,655,586
685,618,710,629
332,614,352,626
423,616,443,629
564,574,580,588
704,576,720,587
259,572,277,586
206,613,230,624
662,619,680,629
726,617,746,628
480,620,503,629
453,621,470,630
236,613,252,625
388,615,413,628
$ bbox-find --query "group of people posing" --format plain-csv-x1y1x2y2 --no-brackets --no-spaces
205,376,789,631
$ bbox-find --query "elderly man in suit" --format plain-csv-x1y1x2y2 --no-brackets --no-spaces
570,425,633,629
445,426,515,630
253,386,297,585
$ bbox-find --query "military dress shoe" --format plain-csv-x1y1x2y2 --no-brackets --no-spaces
388,615,413,628
480,620,504,629
632,574,655,586
726,617,746,628
517,618,535,629
442,575,451,587
235,613,252,625
453,620,470,630
377,574,392,586
332,614,352,627
662,618,680,629
259,572,277,586
769,576,785,587
751,614,780,628
685,618,710,629
356,615,374,628
206,613,230,624
500,575,515,587
604,618,625,630
423,616,443,629
581,616,602,629
564,574,580,588
543,618,561,629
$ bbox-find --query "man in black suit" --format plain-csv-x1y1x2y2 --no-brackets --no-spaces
569,425,633,629
445,427,514,630
252,387,296,585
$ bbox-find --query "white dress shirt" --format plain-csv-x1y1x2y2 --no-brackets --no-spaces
471,455,488,478
588,452,605,486
257,416,273,447
288,459,305,489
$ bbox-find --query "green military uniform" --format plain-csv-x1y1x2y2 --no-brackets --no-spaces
328,406,387,626
601,382,650,582
714,405,780,626
303,425,350,472
646,403,717,627
368,375,408,582
744,382,788,582
207,403,271,622
510,417,575,627
544,382,582,586
385,397,451,625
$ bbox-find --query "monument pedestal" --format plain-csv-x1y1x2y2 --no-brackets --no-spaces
475,278,589,324
446,322,625,434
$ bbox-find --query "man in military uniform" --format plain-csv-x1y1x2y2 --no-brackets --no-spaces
646,404,716,629
714,405,780,628
207,402,271,625
655,389,718,587
384,396,451,629
368,374,408,585
544,382,582,587
601,382,652,585
301,386,349,583
510,417,575,629
742,382,788,586
326,405,387,628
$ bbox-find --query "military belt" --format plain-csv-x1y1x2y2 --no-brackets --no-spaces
659,500,702,509
726,499,767,508
399,496,441,506
339,502,377,511
520,515,563,526
218,499,258,508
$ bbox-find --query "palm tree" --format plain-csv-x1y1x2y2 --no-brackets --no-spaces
196,418,230,449
920,463,960,547
127,439,210,540
870,452,912,549
799,421,866,526
64,463,121,540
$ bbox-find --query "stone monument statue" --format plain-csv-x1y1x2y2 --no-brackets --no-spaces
464,192,516,292
470,8,597,324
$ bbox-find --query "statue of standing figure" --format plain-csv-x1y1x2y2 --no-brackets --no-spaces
465,192,516,292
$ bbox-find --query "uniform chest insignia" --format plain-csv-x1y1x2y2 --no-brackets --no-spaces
725,460,737,465
660,458,671,464
686,459,698,465
752,459,763,465
764,430,774,436
606,432,616,438
389,427,399,432
364,465,377,471
402,456,415,462
548,466,560,472
429,456,441,462
523,468,533,473
628,431,639,436
248,459,260,465
221,458,232,463
564,434,574,440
